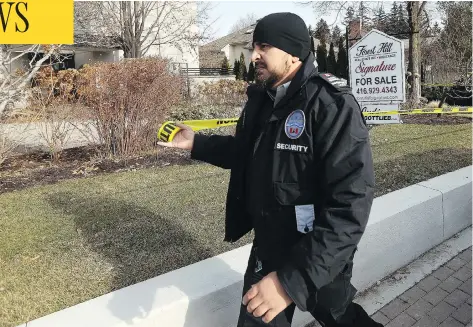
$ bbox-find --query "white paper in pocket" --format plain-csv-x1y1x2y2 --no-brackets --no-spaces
295,204,315,233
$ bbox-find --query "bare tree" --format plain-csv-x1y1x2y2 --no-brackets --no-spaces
0,45,60,116
299,1,381,28
229,13,258,33
422,2,472,85
406,2,428,104
75,1,215,58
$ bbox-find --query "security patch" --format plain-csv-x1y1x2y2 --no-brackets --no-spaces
285,110,305,139
276,143,308,153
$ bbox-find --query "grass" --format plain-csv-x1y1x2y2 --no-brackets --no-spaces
1,123,472,327
369,123,472,196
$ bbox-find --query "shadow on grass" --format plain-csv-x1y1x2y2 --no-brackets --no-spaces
374,147,472,197
47,192,245,326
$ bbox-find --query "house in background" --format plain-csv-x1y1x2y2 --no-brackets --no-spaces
0,34,123,111
125,1,200,69
199,24,256,69
199,23,335,72
59,31,122,69
2,32,122,77
0,2,201,111
3,2,199,77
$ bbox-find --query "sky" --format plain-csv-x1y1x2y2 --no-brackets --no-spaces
204,1,442,41
206,1,339,39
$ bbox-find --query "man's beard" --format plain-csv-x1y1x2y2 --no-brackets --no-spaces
255,72,278,89
255,62,290,89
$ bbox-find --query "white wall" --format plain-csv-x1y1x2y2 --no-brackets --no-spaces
75,50,120,68
143,2,200,68
222,44,231,63
0,50,30,109
0,49,29,81
352,166,472,289
9,51,30,74
74,51,94,68
3,48,119,74
230,45,251,69
75,2,200,68
92,51,119,64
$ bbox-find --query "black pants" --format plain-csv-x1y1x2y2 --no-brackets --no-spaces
237,246,383,327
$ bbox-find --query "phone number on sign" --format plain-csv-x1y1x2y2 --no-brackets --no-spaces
356,86,398,95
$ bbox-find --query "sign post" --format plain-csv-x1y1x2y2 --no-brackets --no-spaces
349,29,406,124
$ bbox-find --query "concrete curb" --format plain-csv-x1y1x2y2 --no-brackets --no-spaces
21,166,472,327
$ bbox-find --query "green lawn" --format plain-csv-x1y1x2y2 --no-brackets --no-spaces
1,123,471,327
370,123,471,196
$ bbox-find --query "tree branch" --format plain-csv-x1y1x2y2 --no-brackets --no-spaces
418,1,427,17
74,0,214,58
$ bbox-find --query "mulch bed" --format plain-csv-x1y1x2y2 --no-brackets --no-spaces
0,146,196,195
401,114,472,125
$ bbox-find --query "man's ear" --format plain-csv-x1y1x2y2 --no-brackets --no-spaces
291,56,300,63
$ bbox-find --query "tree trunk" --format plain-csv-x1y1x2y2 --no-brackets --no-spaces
407,1,421,105
0,99,9,117
120,1,142,58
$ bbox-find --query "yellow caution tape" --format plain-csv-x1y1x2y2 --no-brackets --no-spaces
157,107,472,142
363,107,473,116
157,118,238,142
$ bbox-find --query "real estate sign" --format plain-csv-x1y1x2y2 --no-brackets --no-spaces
349,29,406,103
361,103,401,124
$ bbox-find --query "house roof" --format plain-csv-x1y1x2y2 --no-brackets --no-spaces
201,23,256,52
72,32,122,50
9,33,123,52
201,24,340,54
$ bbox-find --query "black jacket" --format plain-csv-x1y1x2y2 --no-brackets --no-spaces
190,53,375,312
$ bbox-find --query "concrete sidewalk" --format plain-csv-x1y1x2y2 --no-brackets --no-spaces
306,247,472,327
372,247,472,327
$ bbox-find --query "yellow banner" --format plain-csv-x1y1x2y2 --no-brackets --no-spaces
0,0,74,44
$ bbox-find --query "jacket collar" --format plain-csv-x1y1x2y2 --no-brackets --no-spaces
281,52,317,105
268,52,318,121
245,52,318,124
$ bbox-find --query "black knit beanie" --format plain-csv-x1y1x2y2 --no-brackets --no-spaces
253,12,311,60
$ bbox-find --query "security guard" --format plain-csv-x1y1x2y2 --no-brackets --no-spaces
158,12,383,327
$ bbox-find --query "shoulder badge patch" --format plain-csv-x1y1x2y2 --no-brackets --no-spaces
285,109,305,139
318,73,348,89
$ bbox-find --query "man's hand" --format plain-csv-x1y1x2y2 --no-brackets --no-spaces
242,271,293,323
157,123,195,150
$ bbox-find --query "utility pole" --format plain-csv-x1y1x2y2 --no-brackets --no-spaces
407,1,422,104
346,25,350,86
360,1,363,32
